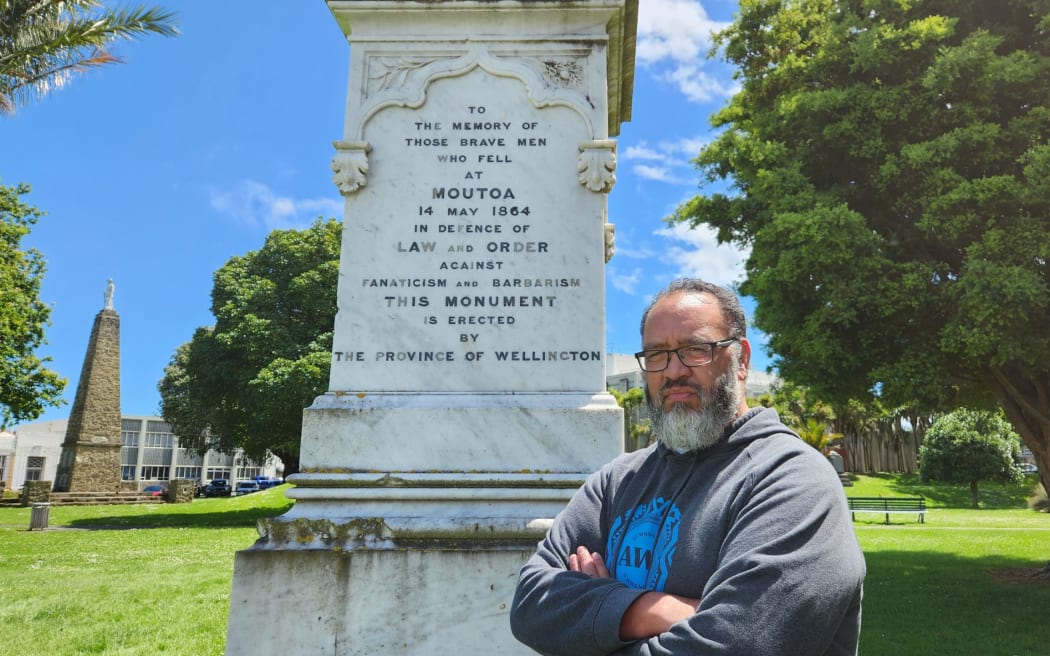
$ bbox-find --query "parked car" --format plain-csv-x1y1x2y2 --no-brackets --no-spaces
1019,463,1039,474
143,484,166,497
236,480,261,495
254,475,283,490
200,478,232,497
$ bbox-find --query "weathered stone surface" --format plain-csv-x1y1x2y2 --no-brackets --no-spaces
54,306,122,493
227,549,537,656
168,478,196,503
21,480,51,506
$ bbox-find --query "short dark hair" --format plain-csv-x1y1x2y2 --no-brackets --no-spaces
639,278,747,340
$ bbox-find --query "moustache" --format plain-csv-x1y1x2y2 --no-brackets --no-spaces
659,378,703,396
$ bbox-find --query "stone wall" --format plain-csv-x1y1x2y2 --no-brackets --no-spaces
64,445,123,493
168,478,196,503
21,480,52,506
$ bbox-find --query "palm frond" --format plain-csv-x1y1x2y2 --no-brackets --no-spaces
0,0,178,113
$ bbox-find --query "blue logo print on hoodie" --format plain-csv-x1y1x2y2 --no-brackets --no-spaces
607,497,681,590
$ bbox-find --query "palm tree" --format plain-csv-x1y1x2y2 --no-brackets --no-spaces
796,418,843,454
0,0,177,114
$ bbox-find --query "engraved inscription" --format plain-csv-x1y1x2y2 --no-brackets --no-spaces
338,95,604,383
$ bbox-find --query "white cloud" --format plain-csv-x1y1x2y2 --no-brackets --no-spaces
654,222,749,287
622,136,708,184
664,135,709,156
632,164,679,183
636,0,735,103
609,267,644,295
622,144,665,161
209,180,343,231
611,240,656,261
637,0,722,63
662,63,740,104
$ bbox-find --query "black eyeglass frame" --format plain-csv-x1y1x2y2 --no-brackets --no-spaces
634,338,739,372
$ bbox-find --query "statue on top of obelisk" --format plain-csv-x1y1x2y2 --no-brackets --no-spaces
104,278,115,310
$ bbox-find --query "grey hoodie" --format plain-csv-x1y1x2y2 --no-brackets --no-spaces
511,407,866,656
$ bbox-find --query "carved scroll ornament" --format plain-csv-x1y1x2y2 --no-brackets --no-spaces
331,141,372,196
578,140,617,194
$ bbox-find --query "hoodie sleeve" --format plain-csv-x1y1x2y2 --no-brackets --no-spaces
612,442,866,656
510,467,648,656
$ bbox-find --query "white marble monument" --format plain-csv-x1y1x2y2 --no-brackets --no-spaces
226,2,636,653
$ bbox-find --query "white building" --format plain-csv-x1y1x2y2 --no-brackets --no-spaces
1,416,281,493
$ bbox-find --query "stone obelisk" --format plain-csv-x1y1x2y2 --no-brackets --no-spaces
54,279,122,493
226,2,636,653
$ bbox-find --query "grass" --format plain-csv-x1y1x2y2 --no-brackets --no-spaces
847,473,1050,655
0,487,293,656
1,477,1048,655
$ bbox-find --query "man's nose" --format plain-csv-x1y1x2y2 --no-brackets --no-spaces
663,350,691,377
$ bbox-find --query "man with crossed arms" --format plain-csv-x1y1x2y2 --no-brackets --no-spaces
511,278,865,655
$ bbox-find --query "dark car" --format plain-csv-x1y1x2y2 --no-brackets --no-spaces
254,475,283,490
200,478,232,497
236,480,261,495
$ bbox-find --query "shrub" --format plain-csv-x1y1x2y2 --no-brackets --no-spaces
918,408,1022,508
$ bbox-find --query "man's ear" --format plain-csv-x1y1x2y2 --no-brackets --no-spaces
737,338,752,377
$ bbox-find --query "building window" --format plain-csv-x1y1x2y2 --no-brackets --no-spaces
236,466,262,480
174,466,202,482
205,467,231,481
121,465,137,481
25,456,45,481
121,445,139,469
144,431,173,448
0,454,7,484
140,466,169,481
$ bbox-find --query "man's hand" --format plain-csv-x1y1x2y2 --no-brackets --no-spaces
568,545,700,642
568,546,610,578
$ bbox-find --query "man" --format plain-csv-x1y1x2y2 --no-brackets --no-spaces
510,278,866,655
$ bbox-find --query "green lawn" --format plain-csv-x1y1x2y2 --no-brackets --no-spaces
0,488,293,656
845,473,1050,655
1,477,1048,655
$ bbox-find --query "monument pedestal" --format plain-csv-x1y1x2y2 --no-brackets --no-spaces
229,549,536,655
226,2,637,653
227,394,621,654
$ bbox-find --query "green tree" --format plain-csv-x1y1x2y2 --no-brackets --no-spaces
0,182,65,427
796,417,842,453
919,408,1022,508
0,0,178,114
675,0,1050,490
762,380,835,429
609,386,651,451
158,218,341,474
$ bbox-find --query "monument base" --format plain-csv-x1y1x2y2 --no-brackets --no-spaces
300,391,623,472
226,547,537,655
224,392,620,654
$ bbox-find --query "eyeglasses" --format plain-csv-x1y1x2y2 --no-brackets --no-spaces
634,339,739,372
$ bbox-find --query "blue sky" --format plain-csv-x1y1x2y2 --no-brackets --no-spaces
3,0,768,427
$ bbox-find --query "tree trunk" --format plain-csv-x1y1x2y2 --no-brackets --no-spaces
274,449,299,476
970,480,980,509
990,368,1050,494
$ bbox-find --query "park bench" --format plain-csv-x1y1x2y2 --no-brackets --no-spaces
846,496,926,524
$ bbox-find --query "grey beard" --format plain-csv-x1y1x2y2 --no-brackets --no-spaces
651,358,741,453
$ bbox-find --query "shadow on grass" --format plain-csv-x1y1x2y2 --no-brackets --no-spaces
64,500,295,530
858,472,1036,508
861,549,1049,656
